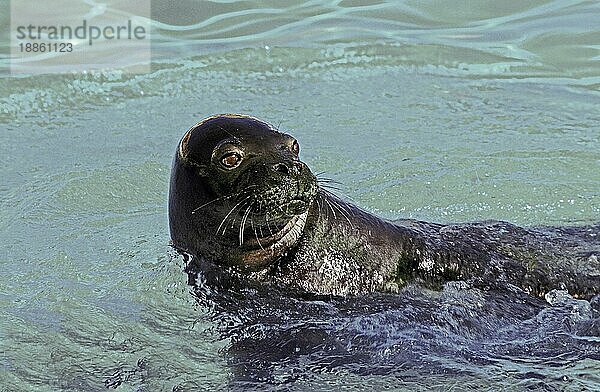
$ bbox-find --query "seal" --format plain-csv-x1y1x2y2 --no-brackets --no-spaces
169,114,600,299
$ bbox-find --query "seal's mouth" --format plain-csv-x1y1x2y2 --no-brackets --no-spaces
239,210,309,270
244,211,307,249
281,197,310,214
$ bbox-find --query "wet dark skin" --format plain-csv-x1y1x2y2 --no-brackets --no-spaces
169,114,600,299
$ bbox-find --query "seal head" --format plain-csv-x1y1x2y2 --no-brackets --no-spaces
169,114,318,270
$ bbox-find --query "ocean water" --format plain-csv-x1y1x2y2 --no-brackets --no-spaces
1,1,599,391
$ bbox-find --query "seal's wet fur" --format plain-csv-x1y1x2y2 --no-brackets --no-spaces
169,114,600,299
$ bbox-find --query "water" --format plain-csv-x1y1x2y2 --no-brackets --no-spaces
1,1,599,390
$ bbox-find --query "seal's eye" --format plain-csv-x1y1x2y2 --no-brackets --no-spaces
291,140,299,155
220,152,242,169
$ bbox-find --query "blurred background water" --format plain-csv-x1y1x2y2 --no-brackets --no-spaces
0,1,599,391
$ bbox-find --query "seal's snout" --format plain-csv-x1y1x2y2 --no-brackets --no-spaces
272,161,304,176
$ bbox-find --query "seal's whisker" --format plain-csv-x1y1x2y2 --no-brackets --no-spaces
319,193,331,219
229,186,259,202
265,212,275,236
317,178,344,185
257,200,269,237
319,183,344,192
223,199,254,237
316,174,344,186
257,203,266,238
228,217,237,233
251,217,264,250
331,199,353,227
324,197,337,219
216,195,252,236
320,189,355,227
193,185,259,215
220,207,242,236
192,195,230,214
239,203,254,246
331,200,350,224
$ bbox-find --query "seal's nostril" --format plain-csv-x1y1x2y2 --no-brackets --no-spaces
273,162,303,175
273,163,289,174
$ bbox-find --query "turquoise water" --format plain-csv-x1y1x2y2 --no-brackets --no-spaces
1,1,599,390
